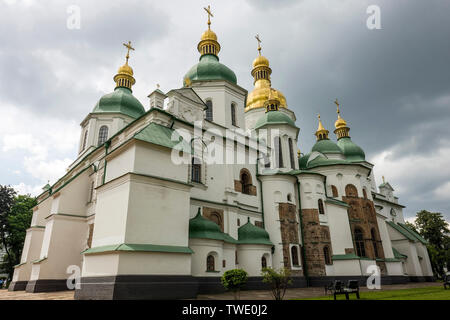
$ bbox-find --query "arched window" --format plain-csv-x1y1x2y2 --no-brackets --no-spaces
240,169,252,195
209,212,222,227
345,184,358,198
323,246,331,265
82,130,88,151
363,188,367,199
274,136,284,168
261,256,267,269
287,193,292,202
97,126,109,146
354,228,366,257
205,100,213,121
206,255,215,271
291,246,299,266
288,138,295,169
331,185,338,197
231,103,236,126
371,228,379,258
318,199,325,215
191,157,201,183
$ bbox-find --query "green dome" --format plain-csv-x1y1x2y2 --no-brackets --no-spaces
238,218,273,245
337,137,365,162
184,54,237,85
299,152,348,169
311,139,343,154
189,209,237,243
298,153,311,169
92,87,145,119
255,111,296,129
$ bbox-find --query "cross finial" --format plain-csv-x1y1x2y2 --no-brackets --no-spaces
156,83,160,89
123,41,135,64
255,34,262,55
382,175,385,183
334,98,340,115
204,5,213,29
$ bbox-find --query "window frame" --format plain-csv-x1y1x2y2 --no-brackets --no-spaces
97,125,109,146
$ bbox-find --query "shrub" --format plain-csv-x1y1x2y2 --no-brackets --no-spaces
261,267,293,300
221,269,248,300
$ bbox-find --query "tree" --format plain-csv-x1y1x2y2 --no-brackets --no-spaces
0,185,16,280
0,186,36,282
410,210,450,278
261,267,293,300
6,195,37,271
221,269,248,300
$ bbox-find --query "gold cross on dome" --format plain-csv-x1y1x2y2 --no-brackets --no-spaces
255,34,262,55
123,41,135,63
204,5,214,29
334,98,340,114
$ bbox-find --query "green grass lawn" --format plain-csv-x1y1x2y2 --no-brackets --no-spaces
300,285,450,300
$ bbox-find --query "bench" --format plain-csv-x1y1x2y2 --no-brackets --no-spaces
325,280,360,300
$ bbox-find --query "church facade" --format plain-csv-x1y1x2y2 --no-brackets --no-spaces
10,10,433,299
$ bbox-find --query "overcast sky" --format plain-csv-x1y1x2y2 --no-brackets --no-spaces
1,0,449,222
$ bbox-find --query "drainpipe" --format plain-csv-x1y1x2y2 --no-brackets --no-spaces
102,141,111,185
296,179,309,286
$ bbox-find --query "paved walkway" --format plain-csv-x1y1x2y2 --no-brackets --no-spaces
0,282,440,300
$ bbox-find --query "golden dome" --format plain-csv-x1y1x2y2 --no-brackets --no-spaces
334,115,347,129
334,99,347,129
252,55,269,68
114,41,136,91
245,34,286,112
246,83,287,111
197,6,220,57
201,29,217,41
117,63,133,76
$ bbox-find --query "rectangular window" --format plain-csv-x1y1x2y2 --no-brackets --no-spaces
274,136,284,168
191,158,201,183
231,103,236,126
289,138,295,169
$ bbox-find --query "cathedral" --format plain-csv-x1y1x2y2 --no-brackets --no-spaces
10,8,433,299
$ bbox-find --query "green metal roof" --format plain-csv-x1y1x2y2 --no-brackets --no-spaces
312,139,343,154
337,137,365,162
325,197,350,208
92,87,146,119
306,156,349,169
238,218,273,245
133,122,191,153
83,243,193,254
392,247,407,259
255,110,297,129
184,54,237,85
386,221,417,242
332,253,360,260
189,209,238,244
397,223,428,245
